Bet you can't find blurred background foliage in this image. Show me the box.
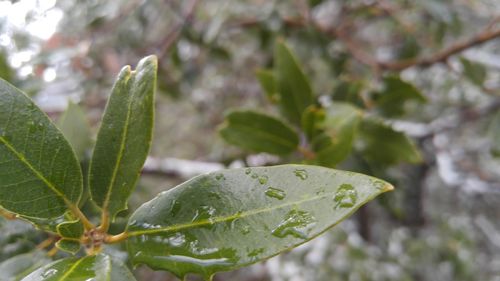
[0,0,500,280]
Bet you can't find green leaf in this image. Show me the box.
[56,219,83,239]
[21,254,136,281]
[331,80,365,108]
[274,41,315,124]
[358,118,422,165]
[55,239,81,255]
[256,69,279,103]
[0,78,83,218]
[219,110,299,155]
[460,57,487,86]
[0,251,51,281]
[373,76,426,117]
[57,102,91,161]
[488,110,500,157]
[313,103,362,167]
[89,55,157,220]
[126,165,393,280]
[0,51,14,83]
[301,105,325,141]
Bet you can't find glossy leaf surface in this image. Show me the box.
[275,41,314,124]
[126,165,393,279]
[57,102,91,161]
[89,56,157,220]
[0,251,50,281]
[313,103,362,167]
[219,110,299,155]
[0,78,82,218]
[21,254,135,281]
[358,119,422,165]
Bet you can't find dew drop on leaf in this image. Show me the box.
[42,268,58,278]
[251,173,258,179]
[272,209,316,239]
[215,173,225,181]
[245,168,252,175]
[258,175,268,184]
[333,184,358,209]
[294,169,308,180]
[170,200,182,217]
[265,187,286,200]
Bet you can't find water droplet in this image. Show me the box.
[265,187,286,200]
[170,200,182,217]
[241,225,251,235]
[248,248,265,259]
[42,268,58,278]
[372,180,386,190]
[258,175,268,185]
[272,209,316,239]
[168,232,186,247]
[215,173,225,181]
[251,173,258,179]
[333,184,358,209]
[192,206,217,228]
[245,168,252,175]
[294,169,308,180]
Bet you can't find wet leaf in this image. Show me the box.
[313,103,362,167]
[219,110,299,155]
[275,41,315,124]
[0,251,50,281]
[21,254,135,281]
[358,118,422,165]
[126,165,393,280]
[0,78,82,218]
[57,102,91,161]
[89,56,157,220]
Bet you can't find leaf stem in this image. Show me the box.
[105,231,129,244]
[67,203,95,231]
[98,210,110,233]
[36,236,55,250]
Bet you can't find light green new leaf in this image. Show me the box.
[358,118,422,165]
[313,103,362,167]
[89,55,157,220]
[256,69,279,103]
[126,165,393,280]
[21,254,136,281]
[275,41,315,124]
[57,102,91,161]
[460,57,487,86]
[373,76,426,117]
[0,78,82,218]
[0,251,51,281]
[219,110,299,155]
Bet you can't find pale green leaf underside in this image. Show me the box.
[0,78,82,218]
[21,254,136,281]
[89,55,157,219]
[126,165,393,279]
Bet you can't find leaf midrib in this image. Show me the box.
[59,257,85,280]
[127,187,386,237]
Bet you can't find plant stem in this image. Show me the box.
[67,203,95,231]
[36,237,55,250]
[98,210,110,233]
[105,232,129,244]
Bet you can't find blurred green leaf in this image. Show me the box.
[373,76,426,117]
[0,251,50,281]
[275,41,315,124]
[331,80,365,108]
[488,110,500,157]
[219,110,299,155]
[358,118,422,165]
[256,69,279,103]
[57,102,91,161]
[0,51,13,83]
[313,103,362,167]
[301,105,325,141]
[89,55,157,221]
[126,165,393,280]
[460,57,487,87]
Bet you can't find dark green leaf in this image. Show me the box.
[126,165,393,280]
[57,102,91,161]
[89,55,157,220]
[0,78,82,218]
[0,251,50,281]
[313,103,362,167]
[275,41,314,124]
[358,119,422,165]
[301,105,325,141]
[56,219,83,239]
[460,57,487,86]
[488,110,500,157]
[331,80,365,108]
[256,69,279,103]
[0,51,14,83]
[373,76,426,117]
[219,110,299,155]
[55,239,81,255]
[21,254,135,281]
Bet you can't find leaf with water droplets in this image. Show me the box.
[89,55,157,220]
[0,77,83,219]
[125,165,393,279]
[20,254,136,281]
